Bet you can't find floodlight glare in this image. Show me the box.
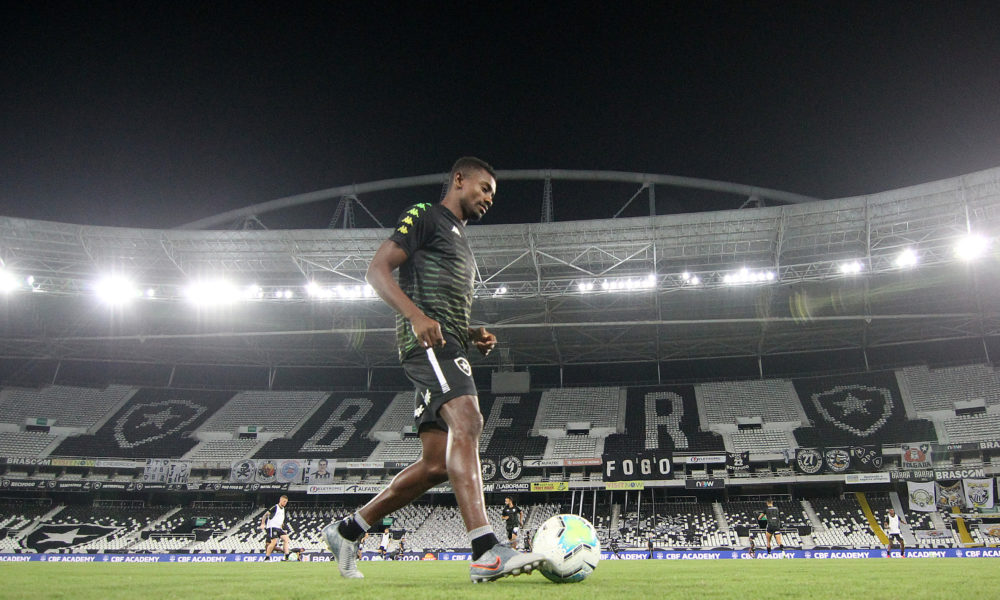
[184,280,240,305]
[895,248,918,268]
[94,276,140,305]
[839,261,864,275]
[955,234,989,260]
[0,270,20,293]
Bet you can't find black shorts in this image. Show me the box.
[506,526,518,539]
[766,524,781,534]
[266,527,286,541]
[403,336,478,432]
[888,533,903,542]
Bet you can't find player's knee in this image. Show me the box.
[424,460,449,484]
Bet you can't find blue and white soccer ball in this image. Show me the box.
[286,551,300,562]
[532,514,600,583]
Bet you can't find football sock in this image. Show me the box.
[469,526,500,560]
[338,514,369,542]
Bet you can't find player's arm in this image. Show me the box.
[468,326,496,356]
[518,509,524,527]
[366,239,444,348]
[260,511,269,530]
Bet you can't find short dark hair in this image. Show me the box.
[450,157,496,183]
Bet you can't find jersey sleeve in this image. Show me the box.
[388,203,436,257]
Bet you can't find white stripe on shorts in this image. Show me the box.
[425,347,451,393]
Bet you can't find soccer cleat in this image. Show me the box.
[470,543,546,583]
[323,523,364,579]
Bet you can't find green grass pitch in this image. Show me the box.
[3,558,997,600]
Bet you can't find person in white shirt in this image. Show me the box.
[379,530,392,559]
[884,508,906,558]
[261,495,292,559]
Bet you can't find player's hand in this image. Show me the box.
[411,314,445,349]
[470,327,496,356]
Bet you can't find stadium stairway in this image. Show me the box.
[952,507,974,545]
[801,500,826,533]
[855,492,888,545]
[711,502,729,533]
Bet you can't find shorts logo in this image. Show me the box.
[454,357,472,377]
[414,389,431,418]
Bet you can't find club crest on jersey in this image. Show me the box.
[810,384,893,437]
[451,225,462,236]
[454,357,472,377]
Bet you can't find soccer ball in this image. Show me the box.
[531,514,600,583]
[286,551,300,562]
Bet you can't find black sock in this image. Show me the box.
[471,533,500,560]
[338,516,366,542]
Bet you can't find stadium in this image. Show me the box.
[1,164,999,598]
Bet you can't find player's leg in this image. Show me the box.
[265,534,277,557]
[439,395,545,582]
[764,531,772,552]
[438,395,493,545]
[323,429,448,578]
[899,536,905,557]
[776,532,783,550]
[280,534,291,557]
[358,428,449,523]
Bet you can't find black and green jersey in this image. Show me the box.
[388,202,475,360]
[764,505,781,527]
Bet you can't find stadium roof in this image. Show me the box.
[0,167,997,382]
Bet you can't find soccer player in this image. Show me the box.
[501,497,523,548]
[261,495,292,560]
[758,499,784,554]
[884,508,906,558]
[378,529,391,560]
[322,157,545,583]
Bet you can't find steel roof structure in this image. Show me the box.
[0,168,997,381]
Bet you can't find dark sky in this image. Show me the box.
[2,2,999,229]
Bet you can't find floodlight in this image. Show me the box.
[94,276,140,305]
[839,261,864,275]
[0,270,20,293]
[955,234,990,260]
[895,248,918,268]
[184,280,240,305]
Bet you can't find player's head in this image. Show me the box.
[448,156,496,221]
[888,508,895,515]
[278,495,288,506]
[317,459,328,472]
[766,499,773,506]
[504,496,513,506]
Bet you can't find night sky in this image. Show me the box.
[2,2,999,229]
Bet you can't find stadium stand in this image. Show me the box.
[899,364,1000,414]
[810,496,884,549]
[253,392,397,459]
[198,391,328,434]
[941,413,1000,444]
[0,384,136,430]
[52,389,235,458]
[479,392,547,459]
[603,386,724,455]
[534,387,624,432]
[792,371,937,447]
[185,439,263,461]
[0,431,59,456]
[697,379,804,427]
[729,429,796,453]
